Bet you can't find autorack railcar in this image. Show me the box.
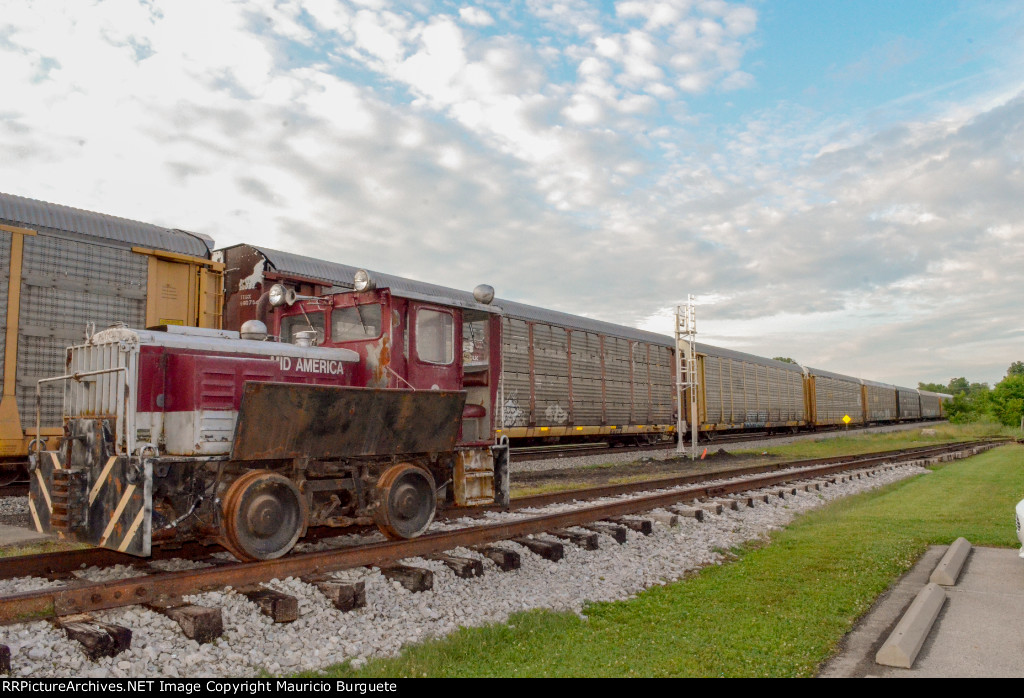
[896,386,923,421]
[804,367,865,427]
[861,379,899,423]
[694,347,806,432]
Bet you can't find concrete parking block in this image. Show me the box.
[875,583,947,669]
[930,537,971,586]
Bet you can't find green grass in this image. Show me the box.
[302,443,1024,678]
[0,538,87,559]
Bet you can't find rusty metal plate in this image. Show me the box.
[231,383,467,461]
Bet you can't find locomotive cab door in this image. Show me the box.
[406,302,462,393]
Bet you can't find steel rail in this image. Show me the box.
[0,439,1001,624]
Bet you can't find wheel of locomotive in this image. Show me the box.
[221,470,308,561]
[373,463,437,540]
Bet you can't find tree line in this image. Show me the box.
[919,361,1024,427]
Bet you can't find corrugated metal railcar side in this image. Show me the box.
[0,193,222,468]
[805,367,864,426]
[861,379,898,423]
[496,305,675,441]
[697,347,805,431]
[896,386,922,420]
[918,390,942,419]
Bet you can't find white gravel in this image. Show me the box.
[0,458,937,678]
[0,496,29,517]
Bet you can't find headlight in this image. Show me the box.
[268,284,290,307]
[473,284,495,305]
[353,269,376,292]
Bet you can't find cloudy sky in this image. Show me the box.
[2,0,1022,386]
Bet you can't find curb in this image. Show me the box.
[930,537,972,586]
[875,582,947,668]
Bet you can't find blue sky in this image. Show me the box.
[1,0,1022,386]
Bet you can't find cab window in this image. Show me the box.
[416,309,454,364]
[463,318,489,366]
[332,304,382,341]
[281,312,324,344]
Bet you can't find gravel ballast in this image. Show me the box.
[0,461,931,678]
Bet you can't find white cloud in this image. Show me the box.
[459,6,495,27]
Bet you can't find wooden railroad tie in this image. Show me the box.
[648,511,679,527]
[470,545,521,571]
[301,575,367,612]
[511,536,564,561]
[581,523,628,544]
[146,597,223,643]
[606,517,654,535]
[426,554,485,579]
[547,528,600,550]
[0,644,9,674]
[380,564,434,592]
[56,615,132,660]
[239,587,300,623]
[667,505,705,522]
[697,502,724,516]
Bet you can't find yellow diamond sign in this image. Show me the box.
[842,415,851,424]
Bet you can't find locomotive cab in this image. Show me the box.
[28,277,509,561]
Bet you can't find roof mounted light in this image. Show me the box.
[473,284,495,305]
[354,269,376,292]
[268,283,296,307]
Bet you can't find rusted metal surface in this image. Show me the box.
[372,463,436,539]
[221,470,308,561]
[0,440,999,624]
[452,448,496,506]
[230,383,466,460]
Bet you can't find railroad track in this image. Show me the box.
[0,438,999,645]
[510,440,673,461]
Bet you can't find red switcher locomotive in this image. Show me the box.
[28,273,509,560]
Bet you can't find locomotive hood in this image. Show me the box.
[88,324,360,364]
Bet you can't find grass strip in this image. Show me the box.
[303,443,1024,678]
[736,421,1017,460]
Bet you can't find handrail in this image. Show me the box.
[34,366,130,458]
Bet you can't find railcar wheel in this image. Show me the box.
[373,463,436,540]
[221,470,308,561]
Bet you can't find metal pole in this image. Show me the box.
[690,298,698,462]
[674,297,698,461]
